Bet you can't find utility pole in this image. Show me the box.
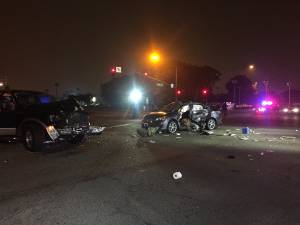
[175,66,178,102]
[263,80,269,97]
[287,82,291,108]
[238,86,241,105]
[232,80,238,103]
[54,82,59,98]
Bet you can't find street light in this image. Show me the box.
[129,89,143,104]
[287,82,291,108]
[0,82,3,87]
[149,52,161,64]
[249,64,255,71]
[148,51,179,101]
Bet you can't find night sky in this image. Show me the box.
[1,1,300,95]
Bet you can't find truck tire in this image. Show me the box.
[22,124,46,152]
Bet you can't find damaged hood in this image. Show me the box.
[143,111,168,120]
[148,111,168,116]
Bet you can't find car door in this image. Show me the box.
[0,92,17,136]
[191,104,208,122]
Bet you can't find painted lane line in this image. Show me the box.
[107,123,132,129]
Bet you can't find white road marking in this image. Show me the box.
[107,123,132,129]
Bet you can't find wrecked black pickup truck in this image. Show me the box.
[0,90,104,151]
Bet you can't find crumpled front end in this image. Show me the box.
[142,113,168,130]
[47,111,104,141]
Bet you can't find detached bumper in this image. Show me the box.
[142,120,163,129]
[141,119,168,131]
[47,125,105,141]
[88,126,105,135]
[58,126,105,136]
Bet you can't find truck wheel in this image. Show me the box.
[22,124,45,152]
[167,120,178,134]
[68,134,86,144]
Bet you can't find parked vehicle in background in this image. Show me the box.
[142,102,222,134]
[0,90,104,151]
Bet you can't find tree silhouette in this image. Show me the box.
[226,75,255,104]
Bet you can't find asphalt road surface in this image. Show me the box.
[0,110,300,225]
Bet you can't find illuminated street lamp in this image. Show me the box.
[0,82,3,87]
[149,52,161,64]
[148,51,179,101]
[249,64,255,71]
[129,89,143,104]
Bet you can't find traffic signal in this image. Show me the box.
[202,89,208,96]
[176,89,182,96]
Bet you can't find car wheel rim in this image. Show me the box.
[208,120,216,129]
[25,131,33,148]
[169,122,177,133]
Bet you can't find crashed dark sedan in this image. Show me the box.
[0,90,104,151]
[142,102,222,134]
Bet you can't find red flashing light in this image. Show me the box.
[202,89,208,96]
[176,89,182,96]
[111,68,116,73]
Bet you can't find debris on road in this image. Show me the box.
[137,127,160,137]
[239,136,249,141]
[280,136,296,140]
[148,127,159,136]
[224,130,236,136]
[137,128,148,137]
[131,134,138,138]
[173,172,183,180]
[149,140,156,144]
[203,130,214,135]
[242,127,251,135]
[248,154,254,161]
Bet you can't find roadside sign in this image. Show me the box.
[116,67,122,73]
